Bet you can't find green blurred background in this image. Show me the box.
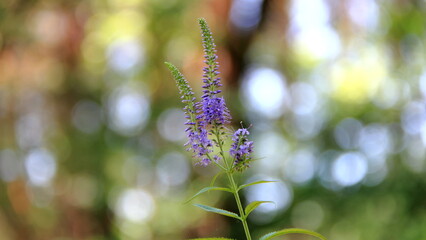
[1,0,426,239]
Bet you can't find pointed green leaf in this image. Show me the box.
[185,187,232,203]
[237,180,277,191]
[193,204,241,220]
[259,228,327,240]
[244,201,273,217]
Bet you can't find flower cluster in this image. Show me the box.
[186,127,212,166]
[199,18,231,127]
[230,128,254,171]
[165,62,213,165]
[166,18,252,168]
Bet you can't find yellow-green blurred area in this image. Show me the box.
[1,0,426,239]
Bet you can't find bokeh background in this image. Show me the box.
[1,0,426,239]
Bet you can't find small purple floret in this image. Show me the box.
[230,128,254,170]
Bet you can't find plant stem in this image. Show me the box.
[206,153,227,171]
[227,172,252,240]
[212,124,252,240]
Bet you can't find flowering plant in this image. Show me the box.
[166,18,326,240]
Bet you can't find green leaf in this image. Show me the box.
[244,201,273,217]
[237,180,277,191]
[259,228,327,240]
[185,187,232,203]
[193,204,241,220]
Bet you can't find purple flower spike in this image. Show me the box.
[230,128,254,171]
[165,62,213,165]
[199,18,231,127]
[203,97,231,125]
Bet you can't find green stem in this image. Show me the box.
[212,126,228,165]
[212,124,252,240]
[206,153,226,171]
[227,172,252,240]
